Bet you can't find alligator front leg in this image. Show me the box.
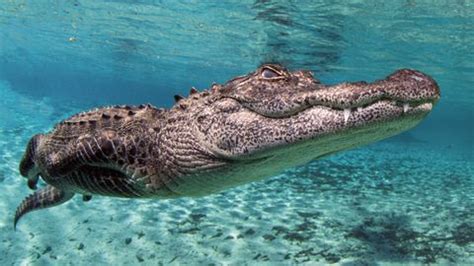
[14,185,74,230]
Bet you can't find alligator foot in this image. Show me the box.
[27,177,39,190]
[14,185,74,230]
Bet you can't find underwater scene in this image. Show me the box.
[0,1,473,265]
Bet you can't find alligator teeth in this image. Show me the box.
[343,108,351,124]
[403,103,409,113]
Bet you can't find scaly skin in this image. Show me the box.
[14,64,440,229]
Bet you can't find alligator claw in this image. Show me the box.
[27,177,38,190]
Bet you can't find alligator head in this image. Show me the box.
[176,64,440,193]
[195,64,440,155]
[14,64,440,228]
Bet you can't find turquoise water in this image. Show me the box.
[0,1,473,265]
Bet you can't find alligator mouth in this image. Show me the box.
[298,69,440,127]
[315,100,435,128]
[325,97,436,122]
[325,96,438,111]
[303,69,440,116]
[310,94,438,114]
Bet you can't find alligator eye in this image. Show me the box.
[261,68,280,79]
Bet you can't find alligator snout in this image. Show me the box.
[304,69,440,110]
[385,69,441,103]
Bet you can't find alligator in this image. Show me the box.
[14,64,440,229]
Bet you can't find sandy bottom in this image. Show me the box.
[0,83,473,265]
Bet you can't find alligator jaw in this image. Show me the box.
[235,99,435,162]
[322,100,435,128]
[303,68,440,134]
[189,92,438,195]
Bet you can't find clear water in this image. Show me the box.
[0,1,473,264]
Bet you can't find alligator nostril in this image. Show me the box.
[388,69,428,82]
[410,74,425,82]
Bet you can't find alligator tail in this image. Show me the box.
[14,185,74,230]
